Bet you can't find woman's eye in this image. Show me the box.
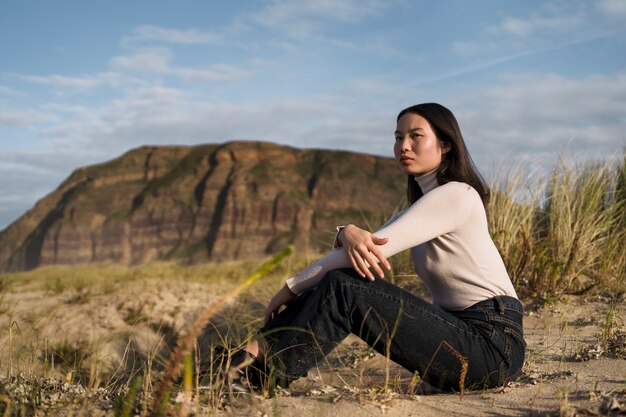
[395,136,402,141]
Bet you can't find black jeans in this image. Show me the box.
[260,268,525,392]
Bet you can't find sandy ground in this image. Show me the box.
[0,274,624,416]
[252,297,626,417]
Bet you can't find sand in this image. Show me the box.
[0,275,624,416]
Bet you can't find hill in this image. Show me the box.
[0,141,405,271]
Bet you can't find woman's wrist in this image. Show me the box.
[283,283,295,294]
[283,283,297,300]
[336,224,353,247]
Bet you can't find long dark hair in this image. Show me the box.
[397,103,489,206]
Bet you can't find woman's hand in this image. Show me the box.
[264,284,298,325]
[338,224,391,280]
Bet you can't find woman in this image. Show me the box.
[224,103,525,394]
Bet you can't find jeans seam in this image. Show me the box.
[486,315,524,327]
[504,327,526,345]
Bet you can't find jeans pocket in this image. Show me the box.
[494,331,512,386]
[468,321,511,387]
[491,326,529,386]
[504,327,525,380]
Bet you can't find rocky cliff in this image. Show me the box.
[0,141,406,271]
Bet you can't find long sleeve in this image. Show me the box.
[332,210,406,250]
[286,182,476,294]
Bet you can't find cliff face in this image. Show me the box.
[0,141,406,271]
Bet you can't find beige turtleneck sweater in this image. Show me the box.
[285,169,518,311]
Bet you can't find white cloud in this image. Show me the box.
[446,31,616,82]
[0,201,34,230]
[0,148,98,177]
[319,35,425,63]
[173,64,250,82]
[122,25,223,46]
[0,85,21,96]
[43,103,96,118]
[251,0,388,37]
[453,72,626,170]
[0,152,90,229]
[451,40,499,57]
[0,108,57,127]
[109,48,173,73]
[256,0,385,24]
[19,74,102,90]
[496,17,534,38]
[32,82,392,158]
[28,71,626,178]
[18,72,140,92]
[597,0,626,20]
[453,1,608,60]
[487,2,586,38]
[108,48,250,82]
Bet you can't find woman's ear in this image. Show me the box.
[441,142,452,154]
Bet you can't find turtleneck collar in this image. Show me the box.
[414,167,439,194]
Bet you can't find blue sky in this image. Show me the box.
[1,0,625,230]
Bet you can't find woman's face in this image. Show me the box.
[394,113,449,176]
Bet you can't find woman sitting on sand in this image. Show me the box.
[221,102,526,393]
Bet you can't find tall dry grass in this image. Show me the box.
[488,153,626,300]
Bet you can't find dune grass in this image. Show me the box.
[487,154,625,301]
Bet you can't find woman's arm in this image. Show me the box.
[331,207,407,278]
[337,224,390,280]
[285,182,475,294]
[264,284,298,325]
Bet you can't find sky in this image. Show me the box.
[1,0,625,230]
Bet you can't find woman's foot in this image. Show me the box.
[244,337,267,362]
[226,348,263,393]
[208,346,265,394]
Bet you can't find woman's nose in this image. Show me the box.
[400,136,411,151]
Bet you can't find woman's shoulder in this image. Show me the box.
[438,181,481,197]
[430,181,484,211]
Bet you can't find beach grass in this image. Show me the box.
[488,154,625,301]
